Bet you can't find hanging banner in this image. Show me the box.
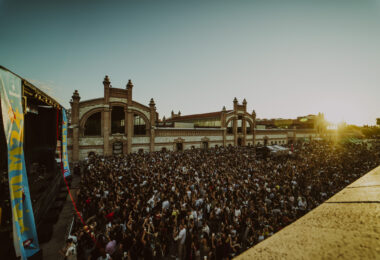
[0,69,40,259]
[62,108,71,177]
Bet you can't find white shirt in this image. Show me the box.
[202,225,210,236]
[176,228,187,245]
[68,235,77,243]
[191,210,197,219]
[195,198,203,207]
[298,199,307,210]
[148,195,155,208]
[97,254,111,260]
[66,244,77,256]
[162,200,170,210]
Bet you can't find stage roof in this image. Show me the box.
[0,65,65,110]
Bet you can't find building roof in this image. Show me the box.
[166,110,232,122]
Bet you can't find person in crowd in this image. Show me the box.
[61,238,77,260]
[68,140,379,259]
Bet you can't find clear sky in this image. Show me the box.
[1,0,379,126]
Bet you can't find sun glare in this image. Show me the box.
[319,101,353,126]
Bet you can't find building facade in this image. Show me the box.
[68,76,318,162]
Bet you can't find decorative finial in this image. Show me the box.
[222,106,226,111]
[243,98,247,104]
[127,79,133,89]
[178,111,181,116]
[72,90,81,101]
[233,97,238,103]
[103,75,110,84]
[149,98,155,106]
[252,109,256,120]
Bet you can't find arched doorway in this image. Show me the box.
[174,137,184,152]
[176,142,183,151]
[264,136,268,146]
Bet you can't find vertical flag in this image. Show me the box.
[62,108,71,177]
[0,69,40,259]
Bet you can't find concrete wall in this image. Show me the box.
[109,97,128,103]
[79,137,103,146]
[226,135,234,141]
[132,137,150,144]
[131,146,149,153]
[79,148,103,159]
[69,127,318,161]
[155,135,222,144]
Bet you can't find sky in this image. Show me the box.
[0,0,379,126]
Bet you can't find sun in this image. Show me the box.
[324,114,346,127]
[319,100,353,127]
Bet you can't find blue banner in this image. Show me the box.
[62,108,71,177]
[0,69,40,259]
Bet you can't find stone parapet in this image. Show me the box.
[235,165,380,260]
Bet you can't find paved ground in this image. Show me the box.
[41,175,80,259]
[235,165,380,260]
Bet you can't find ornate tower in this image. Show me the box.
[70,90,81,162]
[149,98,156,152]
[252,109,256,146]
[103,76,111,156]
[233,97,238,145]
[103,75,111,103]
[242,98,247,112]
[221,106,227,147]
[233,97,238,111]
[127,79,133,103]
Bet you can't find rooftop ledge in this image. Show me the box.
[155,127,223,131]
[235,165,380,260]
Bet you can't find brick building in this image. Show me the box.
[68,76,318,162]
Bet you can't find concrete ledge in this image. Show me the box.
[235,165,380,260]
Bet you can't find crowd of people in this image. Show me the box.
[64,141,380,260]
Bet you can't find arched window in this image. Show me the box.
[134,114,146,135]
[84,112,101,136]
[111,106,125,134]
[246,120,252,134]
[227,120,233,134]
